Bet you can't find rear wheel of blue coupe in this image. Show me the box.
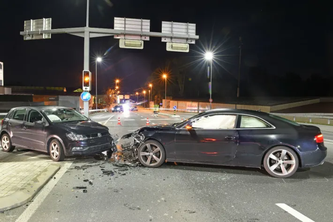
[263,146,299,178]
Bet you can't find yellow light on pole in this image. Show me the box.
[116,79,120,83]
[149,83,153,102]
[116,86,119,89]
[136,92,139,103]
[162,74,167,100]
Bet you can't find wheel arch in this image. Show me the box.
[46,135,66,154]
[261,144,302,168]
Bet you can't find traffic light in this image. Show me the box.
[82,70,91,91]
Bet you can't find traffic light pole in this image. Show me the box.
[83,0,90,117]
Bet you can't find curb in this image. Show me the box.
[156,112,180,118]
[0,164,60,211]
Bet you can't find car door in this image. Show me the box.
[175,113,239,164]
[234,115,275,167]
[8,108,27,146]
[21,109,48,151]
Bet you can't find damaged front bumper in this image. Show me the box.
[113,130,145,163]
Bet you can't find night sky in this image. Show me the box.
[0,0,332,94]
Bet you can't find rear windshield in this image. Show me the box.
[269,114,300,126]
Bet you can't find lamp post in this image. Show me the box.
[149,83,153,102]
[95,57,102,110]
[204,52,214,109]
[163,74,167,101]
[136,92,139,104]
[143,90,146,107]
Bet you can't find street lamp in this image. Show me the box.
[136,92,139,103]
[95,56,102,110]
[115,86,119,90]
[204,51,214,109]
[162,74,167,101]
[115,79,120,84]
[143,90,147,107]
[149,83,153,102]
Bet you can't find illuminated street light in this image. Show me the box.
[149,83,153,102]
[136,92,139,103]
[115,86,119,89]
[115,79,120,84]
[95,56,102,110]
[162,74,167,101]
[143,90,147,107]
[204,51,214,109]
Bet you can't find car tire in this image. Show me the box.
[138,140,166,168]
[49,139,64,162]
[1,133,15,152]
[263,146,299,178]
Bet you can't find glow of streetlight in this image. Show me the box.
[96,57,102,62]
[115,79,120,83]
[143,90,146,94]
[162,74,167,79]
[149,83,152,88]
[117,91,120,94]
[204,51,214,61]
[115,86,119,89]
[136,92,139,95]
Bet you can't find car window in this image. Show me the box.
[192,114,236,129]
[42,108,88,123]
[28,110,43,123]
[12,109,26,121]
[240,115,271,128]
[269,114,300,126]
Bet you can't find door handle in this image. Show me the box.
[225,136,236,140]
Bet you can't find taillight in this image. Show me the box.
[315,134,324,143]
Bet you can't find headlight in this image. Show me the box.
[117,108,120,110]
[66,132,88,141]
[112,108,114,110]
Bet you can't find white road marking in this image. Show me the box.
[276,203,315,222]
[16,162,73,222]
[103,115,114,125]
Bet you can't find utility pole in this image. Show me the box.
[237,36,242,98]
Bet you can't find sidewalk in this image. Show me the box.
[0,159,60,211]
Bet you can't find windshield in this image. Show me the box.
[269,114,300,126]
[42,108,88,123]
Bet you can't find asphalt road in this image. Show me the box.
[1,109,333,222]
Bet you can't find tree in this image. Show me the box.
[104,88,117,106]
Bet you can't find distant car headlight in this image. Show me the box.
[112,108,114,110]
[117,108,120,110]
[66,132,88,141]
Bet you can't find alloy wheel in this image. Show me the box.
[50,142,60,159]
[266,149,297,177]
[1,135,10,151]
[139,142,163,167]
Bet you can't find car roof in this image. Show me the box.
[204,108,269,117]
[10,106,72,111]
